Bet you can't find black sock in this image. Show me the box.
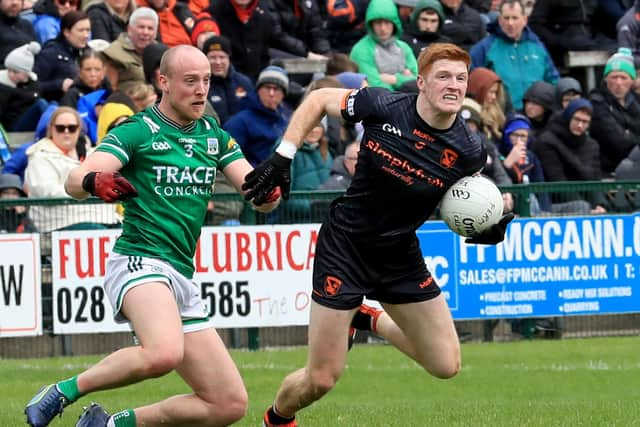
[351,310,373,331]
[268,406,295,424]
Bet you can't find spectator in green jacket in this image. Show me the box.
[349,0,417,91]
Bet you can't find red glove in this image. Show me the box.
[82,172,138,202]
[264,186,281,203]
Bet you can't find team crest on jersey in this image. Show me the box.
[207,138,219,154]
[227,138,237,150]
[440,149,458,168]
[324,276,342,296]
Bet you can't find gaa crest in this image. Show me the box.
[207,138,219,155]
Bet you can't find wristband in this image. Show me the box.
[275,140,298,159]
[82,172,97,195]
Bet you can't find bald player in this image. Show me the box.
[25,45,280,427]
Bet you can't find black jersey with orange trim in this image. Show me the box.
[333,87,486,238]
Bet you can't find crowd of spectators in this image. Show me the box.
[0,0,640,233]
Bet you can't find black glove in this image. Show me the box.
[465,213,514,245]
[82,171,138,202]
[242,152,292,205]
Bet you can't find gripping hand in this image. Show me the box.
[465,213,514,245]
[82,171,138,202]
[242,153,292,205]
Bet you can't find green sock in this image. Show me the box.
[109,409,136,427]
[56,376,81,402]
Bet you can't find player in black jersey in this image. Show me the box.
[244,43,513,427]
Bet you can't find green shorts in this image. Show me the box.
[104,252,212,333]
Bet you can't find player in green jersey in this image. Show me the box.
[25,45,282,427]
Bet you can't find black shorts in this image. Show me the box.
[312,222,441,310]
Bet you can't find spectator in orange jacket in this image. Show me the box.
[137,0,195,47]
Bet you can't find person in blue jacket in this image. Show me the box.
[470,0,558,110]
[224,66,289,167]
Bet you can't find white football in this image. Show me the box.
[440,175,503,237]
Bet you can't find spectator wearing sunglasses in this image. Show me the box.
[31,0,78,45]
[24,106,120,232]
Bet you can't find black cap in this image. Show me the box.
[202,35,232,57]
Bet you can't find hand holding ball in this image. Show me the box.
[440,175,504,238]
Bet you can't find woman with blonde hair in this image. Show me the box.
[468,67,509,143]
[24,106,120,232]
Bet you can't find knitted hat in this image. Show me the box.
[604,47,637,80]
[257,65,289,94]
[460,97,483,128]
[202,35,231,57]
[336,71,367,89]
[0,173,26,196]
[501,113,531,152]
[562,97,593,123]
[191,12,220,46]
[4,42,41,82]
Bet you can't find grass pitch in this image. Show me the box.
[3,337,640,426]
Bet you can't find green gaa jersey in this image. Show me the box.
[98,105,244,278]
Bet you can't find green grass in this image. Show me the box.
[4,337,640,426]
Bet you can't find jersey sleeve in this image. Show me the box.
[340,87,391,123]
[216,128,245,170]
[97,116,151,165]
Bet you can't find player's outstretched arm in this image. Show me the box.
[65,151,136,202]
[242,88,351,204]
[224,158,281,213]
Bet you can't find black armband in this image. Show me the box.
[82,172,97,195]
